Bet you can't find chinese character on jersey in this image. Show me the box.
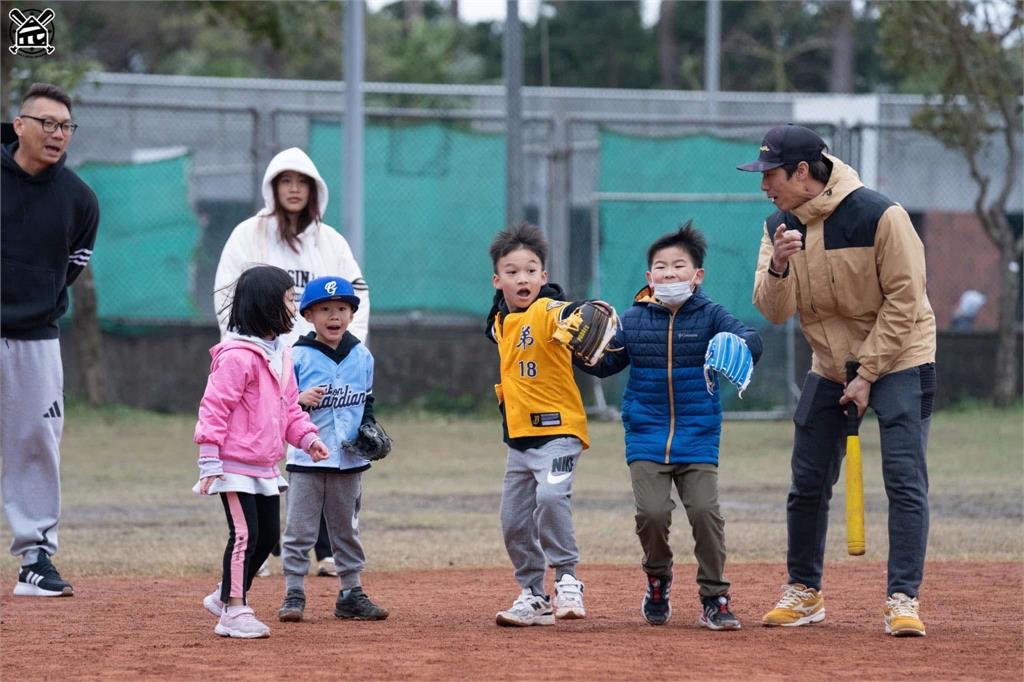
[516,326,535,350]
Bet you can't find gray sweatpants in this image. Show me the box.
[500,436,581,595]
[1,338,64,565]
[281,470,365,591]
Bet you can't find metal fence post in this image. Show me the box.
[548,115,570,286]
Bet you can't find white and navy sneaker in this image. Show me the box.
[495,589,555,627]
[554,574,586,619]
[13,553,74,597]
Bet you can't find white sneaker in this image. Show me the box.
[203,585,225,617]
[215,606,270,639]
[495,589,555,627]
[256,559,271,578]
[317,557,338,577]
[554,574,586,619]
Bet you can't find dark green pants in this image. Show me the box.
[629,460,729,597]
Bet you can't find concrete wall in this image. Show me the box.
[60,321,498,414]
[61,322,1021,415]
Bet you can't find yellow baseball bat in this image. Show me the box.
[845,361,865,556]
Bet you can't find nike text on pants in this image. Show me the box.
[281,470,365,591]
[500,436,581,595]
[1,338,64,564]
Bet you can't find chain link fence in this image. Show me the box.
[62,77,1022,411]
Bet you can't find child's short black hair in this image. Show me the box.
[223,265,295,338]
[647,219,707,269]
[489,223,548,271]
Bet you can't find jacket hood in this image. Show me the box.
[792,153,863,225]
[485,282,568,342]
[259,147,329,217]
[210,338,272,361]
[294,330,361,364]
[633,284,711,312]
[490,282,567,317]
[2,140,67,183]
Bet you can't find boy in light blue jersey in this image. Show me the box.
[278,276,389,623]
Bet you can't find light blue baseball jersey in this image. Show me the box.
[286,332,374,471]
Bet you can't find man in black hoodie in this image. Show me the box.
[1,82,99,597]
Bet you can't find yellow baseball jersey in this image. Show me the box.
[492,297,589,449]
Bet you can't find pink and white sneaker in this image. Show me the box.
[214,606,270,639]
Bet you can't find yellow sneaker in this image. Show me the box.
[762,583,825,627]
[885,593,926,637]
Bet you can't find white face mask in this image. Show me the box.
[652,279,694,307]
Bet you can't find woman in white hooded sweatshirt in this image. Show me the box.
[214,147,370,577]
[215,147,370,346]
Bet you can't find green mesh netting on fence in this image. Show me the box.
[596,130,769,323]
[596,130,788,412]
[308,120,505,316]
[76,153,200,320]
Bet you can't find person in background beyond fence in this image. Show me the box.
[738,124,937,637]
[194,265,329,639]
[214,146,371,578]
[1,83,99,598]
[278,276,389,624]
[577,221,762,631]
[485,223,594,627]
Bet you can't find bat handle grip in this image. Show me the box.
[845,361,861,431]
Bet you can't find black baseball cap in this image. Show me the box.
[737,124,826,172]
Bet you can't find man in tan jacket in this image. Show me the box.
[738,124,936,637]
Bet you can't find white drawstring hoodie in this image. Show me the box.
[214,147,370,346]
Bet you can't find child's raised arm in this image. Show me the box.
[282,366,325,459]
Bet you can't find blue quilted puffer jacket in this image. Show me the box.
[582,287,762,466]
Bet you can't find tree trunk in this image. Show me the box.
[992,238,1021,407]
[71,268,106,406]
[828,0,855,92]
[448,0,459,22]
[405,0,424,30]
[658,0,679,89]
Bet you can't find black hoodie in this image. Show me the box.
[1,141,100,339]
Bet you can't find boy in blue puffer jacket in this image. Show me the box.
[579,221,762,630]
[277,276,389,624]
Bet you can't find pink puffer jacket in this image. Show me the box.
[194,339,318,478]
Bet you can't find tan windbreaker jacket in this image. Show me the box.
[752,154,936,384]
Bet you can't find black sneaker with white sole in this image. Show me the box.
[14,553,74,597]
[699,593,741,630]
[335,587,389,620]
[642,574,672,625]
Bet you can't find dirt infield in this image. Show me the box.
[2,561,1021,681]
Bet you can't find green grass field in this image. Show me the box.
[1,404,1020,577]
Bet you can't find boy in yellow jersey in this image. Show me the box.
[485,223,594,627]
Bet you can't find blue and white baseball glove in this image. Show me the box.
[704,332,753,398]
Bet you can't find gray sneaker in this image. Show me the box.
[215,606,270,639]
[334,587,389,620]
[495,589,555,627]
[278,589,306,622]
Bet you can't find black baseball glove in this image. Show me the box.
[345,421,393,462]
[552,300,619,366]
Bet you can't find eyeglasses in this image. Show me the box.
[19,115,78,135]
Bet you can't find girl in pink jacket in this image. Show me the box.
[194,265,329,639]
